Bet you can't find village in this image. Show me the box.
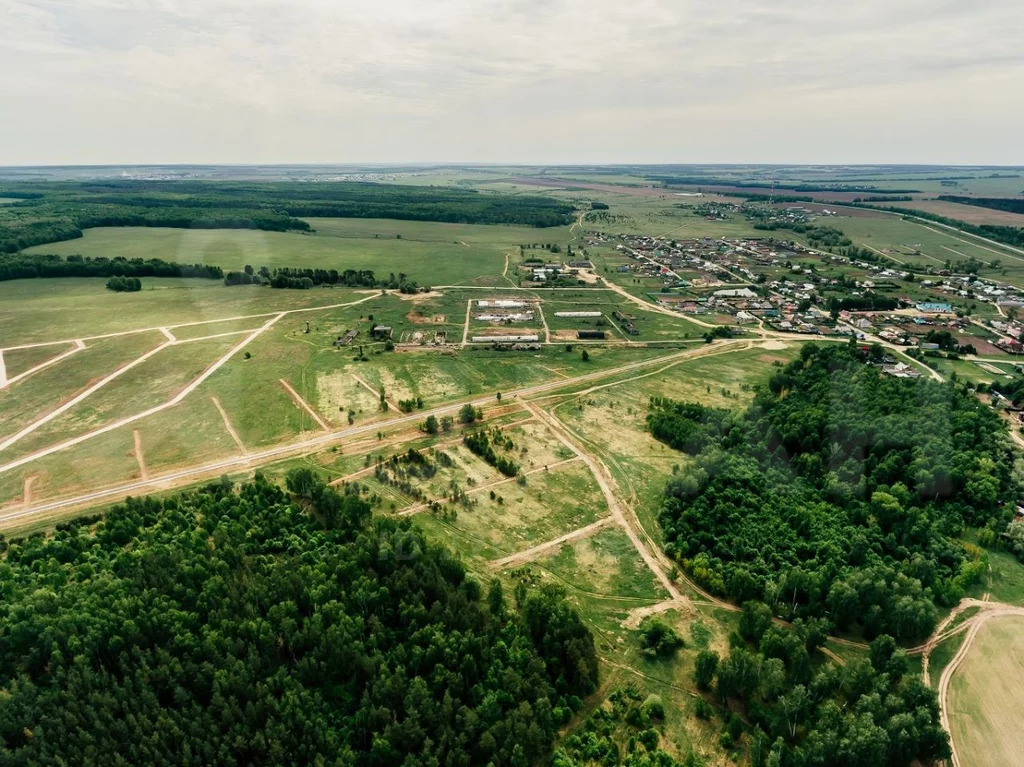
[595,232,1024,365]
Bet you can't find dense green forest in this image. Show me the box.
[700,604,949,766]
[0,473,597,766]
[651,344,1014,642]
[0,181,575,252]
[0,253,223,281]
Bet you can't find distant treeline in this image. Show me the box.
[0,180,575,252]
[0,253,223,282]
[647,176,922,193]
[938,195,1024,215]
[225,265,422,292]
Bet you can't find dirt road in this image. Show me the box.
[932,599,1024,767]
[523,400,688,605]
[279,379,330,431]
[489,516,614,569]
[0,345,739,527]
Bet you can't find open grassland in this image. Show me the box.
[4,336,242,462]
[1,343,77,378]
[947,616,1024,767]
[414,459,608,559]
[307,216,571,248]
[0,427,141,511]
[973,547,1024,605]
[0,332,164,440]
[527,526,665,599]
[0,278,367,346]
[22,219,545,287]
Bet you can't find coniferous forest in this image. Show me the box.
[0,473,597,766]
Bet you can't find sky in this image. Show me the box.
[1,0,1022,166]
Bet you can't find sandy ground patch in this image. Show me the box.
[761,340,790,350]
[394,290,445,301]
[316,371,380,419]
[407,311,447,324]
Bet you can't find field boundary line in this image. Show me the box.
[176,329,256,344]
[1,292,381,353]
[489,516,615,568]
[1,341,86,390]
[351,373,400,413]
[0,338,175,453]
[211,396,247,454]
[0,313,283,476]
[0,347,739,524]
[133,430,148,480]
[23,476,35,507]
[279,379,329,431]
[523,400,686,605]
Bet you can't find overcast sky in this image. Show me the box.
[1,0,1022,166]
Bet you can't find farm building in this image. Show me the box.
[477,299,526,309]
[569,260,593,269]
[554,311,602,318]
[713,287,758,298]
[370,325,393,340]
[475,312,534,323]
[334,329,358,347]
[471,334,539,343]
[576,330,607,340]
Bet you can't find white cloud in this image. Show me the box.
[0,0,1021,163]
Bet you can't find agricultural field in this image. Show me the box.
[23,217,559,287]
[830,211,1024,283]
[947,616,1024,767]
[894,199,1024,227]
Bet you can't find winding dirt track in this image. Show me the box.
[932,600,1024,767]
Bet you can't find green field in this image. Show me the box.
[831,212,1024,285]
[0,278,366,346]
[23,217,568,287]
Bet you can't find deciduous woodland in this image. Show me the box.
[0,473,597,766]
[0,253,223,281]
[0,181,575,252]
[652,344,1013,642]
